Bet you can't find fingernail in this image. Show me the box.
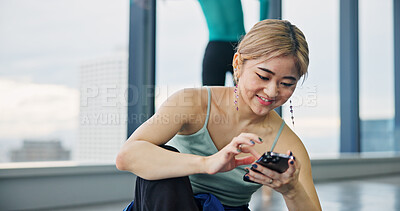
[290,160,294,165]
[244,175,249,180]
[252,164,258,169]
[237,149,241,153]
[289,151,293,156]
[244,168,249,173]
[250,140,255,145]
[258,137,263,142]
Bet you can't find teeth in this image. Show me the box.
[259,96,270,102]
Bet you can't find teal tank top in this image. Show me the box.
[198,0,271,41]
[198,0,246,41]
[168,87,286,206]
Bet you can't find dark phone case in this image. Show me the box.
[243,152,294,183]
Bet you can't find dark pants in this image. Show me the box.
[128,145,250,211]
[202,41,238,86]
[130,145,200,211]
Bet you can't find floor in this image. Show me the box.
[250,174,400,211]
[52,174,400,211]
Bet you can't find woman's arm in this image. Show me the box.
[281,147,321,211]
[116,140,206,180]
[245,126,322,210]
[116,88,208,180]
[116,88,261,180]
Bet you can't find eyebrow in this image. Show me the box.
[258,67,297,81]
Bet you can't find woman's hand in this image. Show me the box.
[244,150,301,197]
[204,133,263,175]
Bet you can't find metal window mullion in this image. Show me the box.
[340,0,360,152]
[394,0,400,151]
[268,0,282,20]
[127,0,156,138]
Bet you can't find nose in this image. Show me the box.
[263,83,278,98]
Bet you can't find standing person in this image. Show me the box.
[117,19,321,211]
[199,0,270,86]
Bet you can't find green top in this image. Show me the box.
[198,0,270,42]
[198,0,246,41]
[168,86,285,206]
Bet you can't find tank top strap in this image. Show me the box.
[203,86,212,128]
[270,120,286,152]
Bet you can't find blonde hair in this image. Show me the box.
[236,19,309,79]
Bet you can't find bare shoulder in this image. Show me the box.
[270,112,320,205]
[208,86,234,111]
[177,86,233,117]
[161,87,212,134]
[269,111,308,157]
[159,87,207,110]
[270,111,312,173]
[128,87,208,145]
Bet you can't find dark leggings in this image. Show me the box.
[202,41,238,86]
[130,145,200,211]
[129,145,250,211]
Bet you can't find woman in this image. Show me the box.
[117,19,322,210]
[198,0,270,86]
[198,0,245,86]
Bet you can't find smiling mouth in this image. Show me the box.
[257,95,273,103]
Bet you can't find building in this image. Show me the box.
[361,118,395,152]
[76,53,128,162]
[10,140,70,162]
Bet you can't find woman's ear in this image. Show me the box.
[232,53,239,70]
[232,53,241,77]
[232,53,242,85]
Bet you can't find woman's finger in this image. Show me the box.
[231,136,262,158]
[230,137,257,154]
[235,156,256,166]
[242,147,262,160]
[282,151,300,177]
[282,158,296,177]
[251,163,279,180]
[232,136,258,149]
[224,139,254,157]
[238,133,263,144]
[245,170,278,187]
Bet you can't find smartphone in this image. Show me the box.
[243,151,295,183]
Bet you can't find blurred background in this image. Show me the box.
[0,0,399,210]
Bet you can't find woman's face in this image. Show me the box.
[237,55,299,116]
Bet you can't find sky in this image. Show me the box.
[0,0,129,87]
[0,0,396,161]
[0,0,129,161]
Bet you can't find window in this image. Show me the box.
[282,0,340,157]
[155,0,205,109]
[359,0,395,152]
[155,0,260,108]
[0,0,129,163]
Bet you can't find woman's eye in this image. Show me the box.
[281,82,294,87]
[256,73,269,80]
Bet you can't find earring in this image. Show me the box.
[234,67,239,111]
[289,100,294,126]
[234,84,239,111]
